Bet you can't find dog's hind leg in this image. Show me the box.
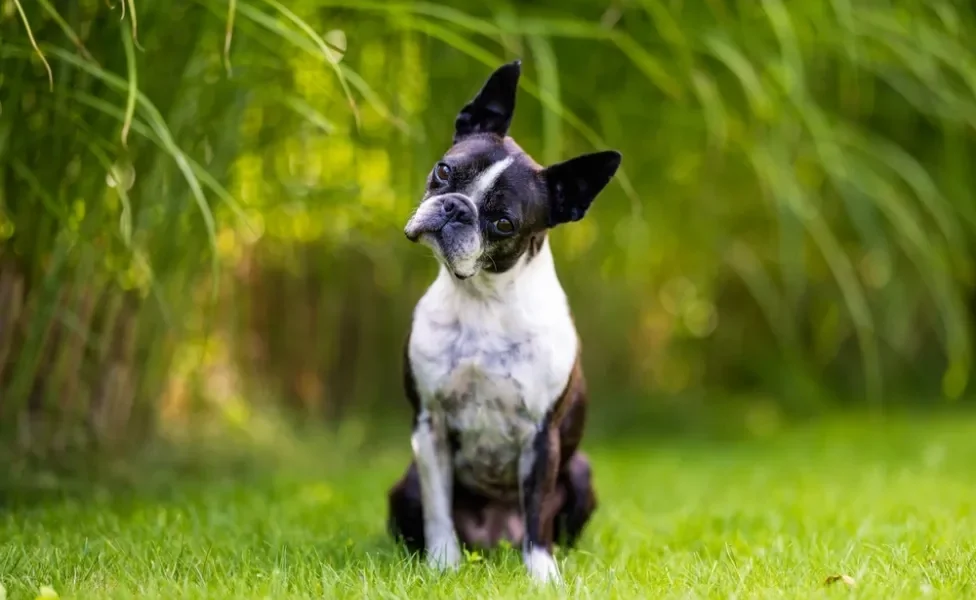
[387,462,426,555]
[552,451,597,548]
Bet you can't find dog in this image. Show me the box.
[386,59,622,584]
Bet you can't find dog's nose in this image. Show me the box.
[439,194,475,224]
[442,196,460,216]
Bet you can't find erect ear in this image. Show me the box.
[454,60,521,143]
[543,150,622,226]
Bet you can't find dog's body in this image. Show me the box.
[387,60,621,584]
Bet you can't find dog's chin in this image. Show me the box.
[410,229,482,281]
[417,233,480,281]
[437,250,481,281]
[447,267,477,280]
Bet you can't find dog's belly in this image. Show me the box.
[449,406,533,498]
[435,360,538,499]
[453,429,525,498]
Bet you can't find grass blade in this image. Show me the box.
[36,0,96,62]
[124,0,144,50]
[11,0,54,91]
[225,0,238,77]
[258,0,361,127]
[69,90,253,234]
[527,35,562,166]
[121,22,138,147]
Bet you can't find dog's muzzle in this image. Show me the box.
[404,193,477,242]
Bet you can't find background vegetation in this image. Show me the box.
[5,3,976,598]
[2,0,976,460]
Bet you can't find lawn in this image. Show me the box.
[2,414,976,599]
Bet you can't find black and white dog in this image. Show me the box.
[387,60,622,584]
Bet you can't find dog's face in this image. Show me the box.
[404,60,622,279]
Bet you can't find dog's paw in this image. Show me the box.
[524,547,563,585]
[426,536,462,571]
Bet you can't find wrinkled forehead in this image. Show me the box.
[439,135,540,207]
[444,134,511,166]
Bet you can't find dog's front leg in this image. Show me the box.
[411,409,460,570]
[519,423,562,584]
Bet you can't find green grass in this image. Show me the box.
[3,415,976,599]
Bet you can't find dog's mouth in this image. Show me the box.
[432,241,477,281]
[404,215,457,246]
[406,229,479,281]
[405,199,482,280]
[404,199,446,242]
[403,224,429,243]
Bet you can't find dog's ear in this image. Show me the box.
[543,150,622,226]
[454,60,521,142]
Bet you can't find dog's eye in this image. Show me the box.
[492,218,515,235]
[433,163,451,184]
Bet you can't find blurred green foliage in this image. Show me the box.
[2,0,976,456]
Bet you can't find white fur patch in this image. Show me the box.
[408,239,577,496]
[427,534,462,571]
[411,413,461,570]
[524,546,562,584]
[468,156,513,204]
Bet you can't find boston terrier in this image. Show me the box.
[386,59,622,584]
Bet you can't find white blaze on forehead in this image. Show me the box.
[468,156,514,204]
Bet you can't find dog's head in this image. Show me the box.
[404,60,622,280]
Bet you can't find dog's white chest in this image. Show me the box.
[408,247,577,495]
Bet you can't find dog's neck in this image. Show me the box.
[435,235,563,304]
